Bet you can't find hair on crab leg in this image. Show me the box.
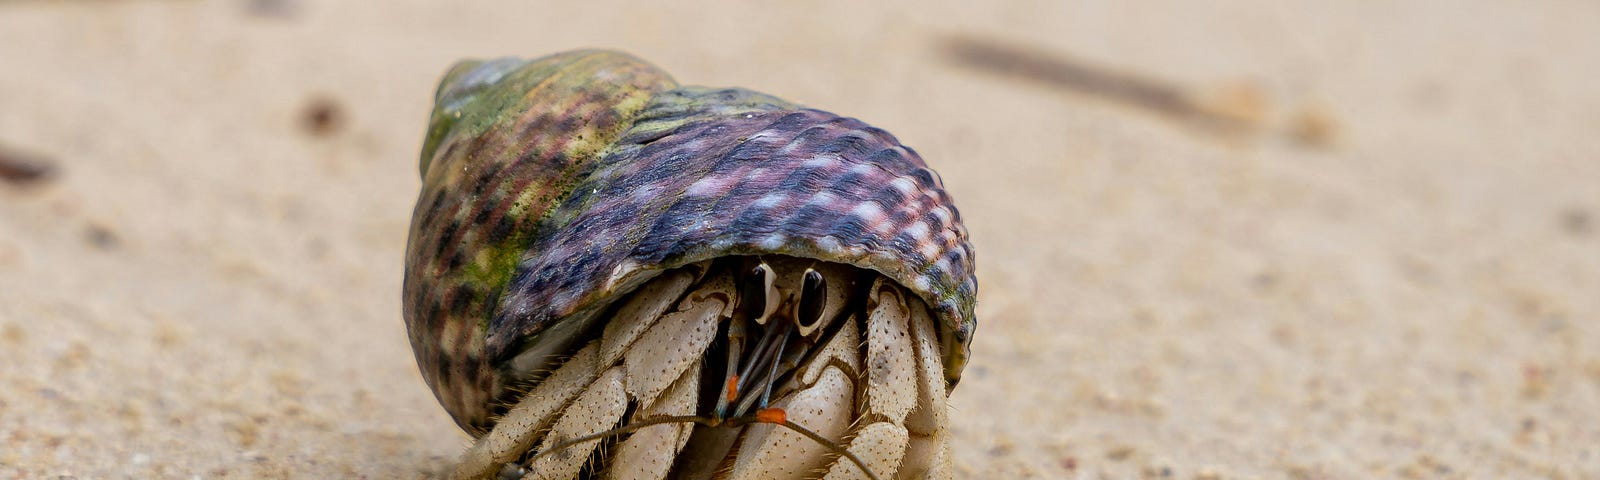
[757,409,883,480]
[896,296,954,480]
[453,343,603,480]
[864,279,917,424]
[606,362,701,480]
[524,366,629,480]
[821,421,906,480]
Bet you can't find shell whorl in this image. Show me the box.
[403,50,676,434]
[403,50,976,435]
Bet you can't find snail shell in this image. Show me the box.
[403,50,976,477]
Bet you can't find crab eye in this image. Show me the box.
[741,262,777,324]
[794,268,827,335]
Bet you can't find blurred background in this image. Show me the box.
[2,1,1597,478]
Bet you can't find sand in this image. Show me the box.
[2,1,1597,478]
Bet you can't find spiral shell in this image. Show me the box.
[403,50,976,473]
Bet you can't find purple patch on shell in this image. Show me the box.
[487,103,977,383]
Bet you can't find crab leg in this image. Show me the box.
[862,279,917,425]
[457,259,951,480]
[525,366,630,480]
[621,272,732,406]
[453,342,603,480]
[522,270,727,480]
[599,270,699,366]
[728,317,861,480]
[896,296,953,480]
[821,279,920,480]
[604,363,701,480]
[823,422,910,480]
[456,268,724,480]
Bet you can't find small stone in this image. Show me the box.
[0,145,56,186]
[1560,207,1591,237]
[1107,445,1136,461]
[1289,102,1341,148]
[84,223,120,250]
[301,96,345,137]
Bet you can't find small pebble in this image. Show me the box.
[0,145,56,186]
[1106,445,1135,461]
[300,96,345,137]
[1560,207,1591,237]
[84,223,120,250]
[1289,102,1341,148]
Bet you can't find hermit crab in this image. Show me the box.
[402,50,976,480]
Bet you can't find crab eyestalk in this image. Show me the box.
[403,50,976,480]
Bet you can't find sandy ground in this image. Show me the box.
[2,1,1598,478]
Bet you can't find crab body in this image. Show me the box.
[403,50,975,479]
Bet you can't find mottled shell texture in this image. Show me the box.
[404,50,976,434]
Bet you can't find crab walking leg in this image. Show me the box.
[454,270,702,480]
[525,366,629,480]
[895,297,952,480]
[623,272,732,406]
[822,422,910,480]
[604,364,701,480]
[454,343,603,480]
[776,312,863,405]
[864,278,918,425]
[817,279,920,480]
[729,320,862,480]
[599,269,699,366]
